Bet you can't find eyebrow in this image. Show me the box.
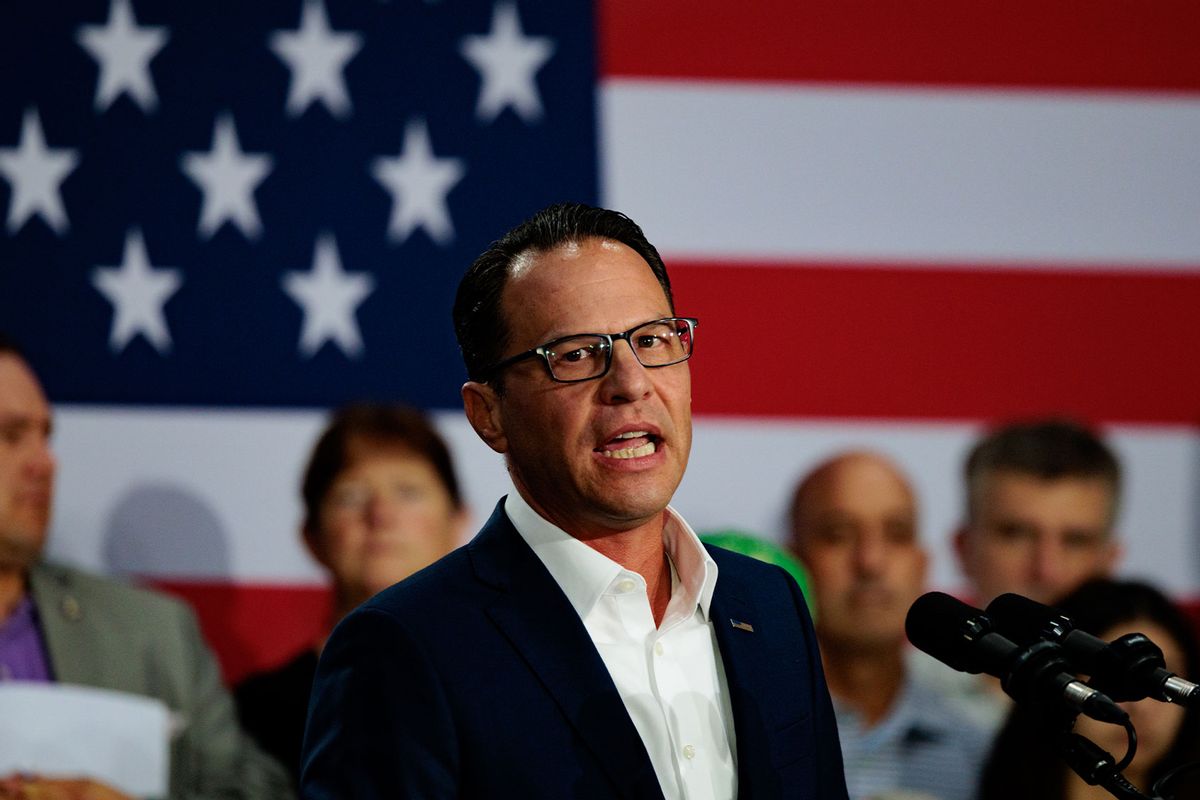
[0,413,53,432]
[535,315,677,344]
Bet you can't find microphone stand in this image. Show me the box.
[1052,709,1158,800]
[1153,761,1200,800]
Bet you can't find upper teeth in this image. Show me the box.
[616,431,649,439]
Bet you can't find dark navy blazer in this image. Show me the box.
[301,501,848,799]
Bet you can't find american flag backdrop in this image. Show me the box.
[2,0,1199,683]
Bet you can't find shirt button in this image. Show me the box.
[654,641,664,656]
[616,579,636,593]
[683,744,696,760]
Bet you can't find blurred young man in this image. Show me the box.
[790,452,989,800]
[955,419,1121,607]
[921,419,1125,731]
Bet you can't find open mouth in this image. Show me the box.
[596,430,659,460]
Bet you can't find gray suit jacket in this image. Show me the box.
[29,561,293,800]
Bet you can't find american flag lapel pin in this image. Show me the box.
[730,619,754,633]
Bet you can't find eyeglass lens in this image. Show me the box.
[544,319,693,381]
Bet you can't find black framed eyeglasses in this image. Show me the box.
[482,317,698,384]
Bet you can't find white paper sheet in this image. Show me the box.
[0,682,169,798]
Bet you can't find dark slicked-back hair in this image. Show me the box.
[0,333,26,359]
[965,418,1121,523]
[301,403,462,534]
[452,202,673,384]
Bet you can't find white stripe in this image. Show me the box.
[47,407,1199,595]
[48,407,328,584]
[600,80,1200,268]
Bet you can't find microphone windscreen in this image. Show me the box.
[905,591,990,672]
[986,593,1055,646]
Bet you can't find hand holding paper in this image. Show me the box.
[0,683,170,799]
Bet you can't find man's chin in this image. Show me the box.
[593,485,676,526]
[826,631,908,656]
[987,585,1057,606]
[0,532,43,571]
[596,462,682,507]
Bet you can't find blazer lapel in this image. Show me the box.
[28,562,104,686]
[469,503,664,800]
[708,581,775,798]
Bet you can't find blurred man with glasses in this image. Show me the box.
[302,203,848,799]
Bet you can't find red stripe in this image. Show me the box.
[152,580,331,685]
[673,262,1200,425]
[598,0,1200,93]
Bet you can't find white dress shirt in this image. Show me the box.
[505,491,737,800]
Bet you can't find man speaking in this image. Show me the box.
[301,203,847,799]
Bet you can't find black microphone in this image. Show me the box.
[987,592,1200,706]
[906,592,1128,724]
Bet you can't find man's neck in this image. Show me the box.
[0,567,28,623]
[567,515,674,628]
[514,487,674,626]
[820,640,907,727]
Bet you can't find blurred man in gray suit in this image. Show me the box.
[0,334,291,800]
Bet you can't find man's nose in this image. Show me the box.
[854,533,886,576]
[599,340,652,403]
[1030,537,1065,591]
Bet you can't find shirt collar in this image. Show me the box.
[0,594,37,639]
[505,490,719,622]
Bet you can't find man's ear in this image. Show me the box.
[462,381,508,454]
